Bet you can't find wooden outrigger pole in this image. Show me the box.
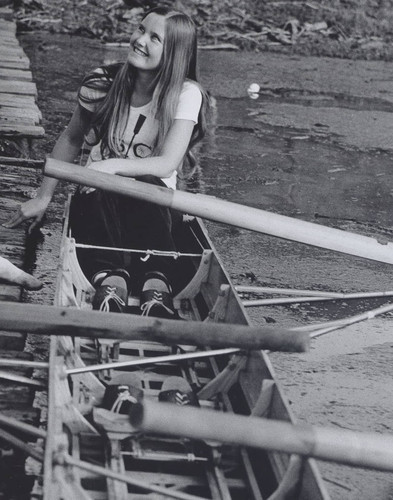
[0,302,309,352]
[45,159,393,265]
[131,399,393,473]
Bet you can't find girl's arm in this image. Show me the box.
[4,104,92,233]
[89,118,195,179]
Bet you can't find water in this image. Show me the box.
[18,32,393,499]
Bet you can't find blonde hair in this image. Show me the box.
[81,8,209,161]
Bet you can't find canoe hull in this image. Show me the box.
[44,195,330,500]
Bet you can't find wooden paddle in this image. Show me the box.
[0,302,309,352]
[44,158,393,265]
[130,398,393,472]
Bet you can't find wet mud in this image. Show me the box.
[17,33,393,499]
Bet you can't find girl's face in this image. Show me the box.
[128,13,166,72]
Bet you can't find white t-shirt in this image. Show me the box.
[79,69,202,189]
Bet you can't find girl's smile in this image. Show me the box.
[128,13,166,72]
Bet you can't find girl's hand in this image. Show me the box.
[2,197,50,234]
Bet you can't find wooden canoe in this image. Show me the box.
[43,194,331,500]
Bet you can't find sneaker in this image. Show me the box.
[92,269,130,313]
[102,373,143,414]
[158,376,199,407]
[140,271,176,319]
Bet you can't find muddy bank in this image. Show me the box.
[18,32,393,499]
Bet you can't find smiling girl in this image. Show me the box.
[5,7,210,317]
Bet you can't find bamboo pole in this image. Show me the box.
[243,296,337,307]
[241,289,393,307]
[45,159,393,265]
[0,302,309,353]
[0,370,46,389]
[0,427,43,462]
[308,302,393,339]
[130,399,393,472]
[0,359,49,369]
[66,347,239,375]
[292,301,393,338]
[236,286,342,297]
[0,413,46,439]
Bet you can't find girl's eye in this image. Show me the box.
[138,25,145,33]
[151,34,160,42]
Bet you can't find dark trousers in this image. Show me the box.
[69,175,181,293]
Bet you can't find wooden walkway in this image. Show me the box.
[0,7,43,498]
[0,6,44,144]
[0,5,44,299]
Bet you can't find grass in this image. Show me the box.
[239,0,393,59]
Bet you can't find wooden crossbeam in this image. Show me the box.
[0,302,309,352]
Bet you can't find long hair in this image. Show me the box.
[80,7,210,162]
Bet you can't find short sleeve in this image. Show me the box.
[78,67,109,113]
[174,81,202,124]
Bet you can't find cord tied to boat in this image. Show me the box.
[140,249,182,261]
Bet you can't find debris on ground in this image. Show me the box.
[11,0,393,59]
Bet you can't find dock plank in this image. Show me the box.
[0,54,30,65]
[0,123,45,137]
[0,114,38,127]
[0,45,25,56]
[0,11,44,498]
[0,59,30,70]
[0,106,41,123]
[0,92,39,108]
[0,80,37,96]
[0,68,33,81]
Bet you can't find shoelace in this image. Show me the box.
[174,391,191,406]
[99,286,126,312]
[110,387,139,413]
[140,291,175,317]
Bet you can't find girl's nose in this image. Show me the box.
[135,33,148,46]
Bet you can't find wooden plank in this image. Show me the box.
[0,106,41,123]
[0,80,37,96]
[0,45,25,56]
[0,54,29,65]
[0,123,45,137]
[0,156,44,168]
[0,38,21,47]
[0,60,30,70]
[0,68,33,81]
[0,93,37,107]
[0,115,37,127]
